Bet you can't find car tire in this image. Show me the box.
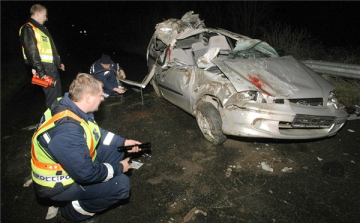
[151,79,163,98]
[196,101,226,145]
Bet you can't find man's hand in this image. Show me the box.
[41,75,51,80]
[120,69,126,79]
[60,63,65,71]
[120,157,132,173]
[113,87,126,94]
[124,139,142,153]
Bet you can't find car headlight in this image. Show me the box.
[237,91,267,103]
[327,92,344,109]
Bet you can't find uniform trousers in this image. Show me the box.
[50,145,130,221]
[43,63,62,109]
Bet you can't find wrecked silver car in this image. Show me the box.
[146,11,348,145]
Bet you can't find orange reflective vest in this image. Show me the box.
[31,109,100,188]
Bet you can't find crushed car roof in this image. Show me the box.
[152,11,335,98]
[154,11,278,57]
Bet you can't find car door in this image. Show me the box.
[155,48,194,113]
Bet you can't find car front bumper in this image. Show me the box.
[220,102,348,139]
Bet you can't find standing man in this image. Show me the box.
[31,73,142,222]
[19,4,65,108]
[90,54,126,98]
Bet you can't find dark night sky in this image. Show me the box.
[1,1,360,64]
[273,1,360,48]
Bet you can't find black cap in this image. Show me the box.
[100,54,111,64]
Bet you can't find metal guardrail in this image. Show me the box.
[301,60,360,79]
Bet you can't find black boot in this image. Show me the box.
[57,209,101,223]
[79,215,102,223]
[56,209,72,223]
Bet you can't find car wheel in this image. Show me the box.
[196,101,226,145]
[151,79,163,98]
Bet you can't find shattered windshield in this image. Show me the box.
[229,39,279,59]
[228,49,272,59]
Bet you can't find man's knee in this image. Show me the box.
[112,174,131,200]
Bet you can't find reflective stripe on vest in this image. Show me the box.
[31,109,101,188]
[19,22,54,63]
[33,172,71,183]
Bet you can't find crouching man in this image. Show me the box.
[90,54,126,98]
[31,73,141,222]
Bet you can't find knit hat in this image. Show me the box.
[100,54,111,64]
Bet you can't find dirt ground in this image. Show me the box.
[1,51,360,223]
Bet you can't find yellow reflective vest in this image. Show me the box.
[19,22,54,63]
[31,109,100,188]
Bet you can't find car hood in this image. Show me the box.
[212,55,335,99]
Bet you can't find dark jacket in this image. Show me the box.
[90,59,123,95]
[34,93,126,197]
[19,18,61,77]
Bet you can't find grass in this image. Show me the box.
[260,22,325,60]
[322,75,360,107]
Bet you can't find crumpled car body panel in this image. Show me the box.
[147,11,348,141]
[212,55,335,99]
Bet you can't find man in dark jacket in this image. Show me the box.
[31,73,142,222]
[90,54,126,98]
[19,4,65,108]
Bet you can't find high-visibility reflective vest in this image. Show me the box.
[31,109,101,188]
[19,22,54,63]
